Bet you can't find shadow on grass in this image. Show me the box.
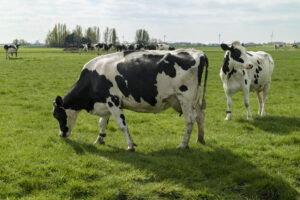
[238,115,300,135]
[6,57,23,60]
[64,139,299,200]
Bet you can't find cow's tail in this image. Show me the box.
[200,55,208,110]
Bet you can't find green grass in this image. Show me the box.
[0,46,299,199]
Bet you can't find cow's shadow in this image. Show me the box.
[64,139,298,199]
[6,57,23,60]
[238,115,300,135]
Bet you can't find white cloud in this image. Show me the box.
[0,0,299,43]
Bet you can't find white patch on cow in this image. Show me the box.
[89,103,110,116]
[63,109,79,137]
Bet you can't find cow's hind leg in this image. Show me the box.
[94,115,110,145]
[225,92,232,120]
[196,103,205,144]
[256,91,263,115]
[261,83,270,116]
[177,97,196,149]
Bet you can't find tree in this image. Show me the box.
[135,29,150,45]
[13,39,19,44]
[45,23,68,47]
[103,27,110,44]
[111,28,118,45]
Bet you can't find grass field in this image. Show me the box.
[0,46,299,200]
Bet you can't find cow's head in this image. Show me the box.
[221,41,253,70]
[52,96,78,138]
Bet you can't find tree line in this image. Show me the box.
[45,23,155,48]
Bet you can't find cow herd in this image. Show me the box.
[77,42,174,54]
[52,40,275,151]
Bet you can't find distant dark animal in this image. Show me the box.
[4,44,20,59]
[145,45,156,50]
[134,44,144,50]
[127,44,135,50]
[53,49,209,151]
[220,41,274,120]
[292,44,298,48]
[115,44,127,51]
[168,47,175,50]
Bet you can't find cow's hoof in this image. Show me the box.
[177,144,189,149]
[247,116,253,120]
[94,140,105,145]
[224,118,231,121]
[197,138,205,145]
[127,147,135,152]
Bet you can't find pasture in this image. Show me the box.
[0,46,299,199]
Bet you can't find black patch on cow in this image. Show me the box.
[115,75,130,97]
[245,79,247,85]
[246,52,253,56]
[110,95,120,107]
[255,68,260,74]
[198,55,206,85]
[258,66,262,71]
[116,52,195,106]
[242,70,245,76]
[227,68,237,79]
[53,106,69,134]
[254,79,258,84]
[257,60,260,64]
[222,53,230,74]
[230,47,244,63]
[179,85,188,92]
[62,69,113,112]
[120,114,126,126]
[108,102,113,107]
[123,50,135,57]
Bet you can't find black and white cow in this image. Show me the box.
[4,44,20,59]
[53,49,209,151]
[157,43,170,50]
[79,44,88,53]
[220,41,274,120]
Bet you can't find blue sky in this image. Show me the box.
[0,0,299,43]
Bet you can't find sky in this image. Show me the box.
[0,0,300,44]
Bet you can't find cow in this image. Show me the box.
[145,44,157,50]
[169,47,175,51]
[292,44,298,49]
[220,41,274,120]
[79,44,88,53]
[53,49,209,151]
[115,44,127,51]
[157,43,170,50]
[4,44,20,59]
[274,44,286,49]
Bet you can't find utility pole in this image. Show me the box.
[218,33,221,44]
[270,31,273,43]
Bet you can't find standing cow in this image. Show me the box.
[53,49,208,151]
[4,44,20,59]
[220,41,274,120]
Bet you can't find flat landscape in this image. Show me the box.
[0,46,299,199]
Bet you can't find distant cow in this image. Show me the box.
[115,44,127,51]
[79,44,88,53]
[292,44,298,48]
[157,43,170,50]
[145,44,156,50]
[274,44,286,49]
[4,44,20,59]
[53,49,209,151]
[168,47,175,51]
[220,41,274,120]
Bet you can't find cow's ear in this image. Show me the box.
[221,43,230,51]
[55,96,63,106]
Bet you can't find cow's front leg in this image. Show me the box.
[94,115,110,145]
[256,91,263,115]
[107,100,136,151]
[177,97,196,149]
[225,92,232,120]
[243,86,252,119]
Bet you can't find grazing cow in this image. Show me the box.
[220,41,274,120]
[145,44,157,50]
[79,44,88,53]
[53,49,209,151]
[274,44,286,49]
[127,44,135,50]
[115,44,127,51]
[169,47,175,51]
[292,44,298,48]
[157,43,170,50]
[134,44,144,50]
[4,44,20,59]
